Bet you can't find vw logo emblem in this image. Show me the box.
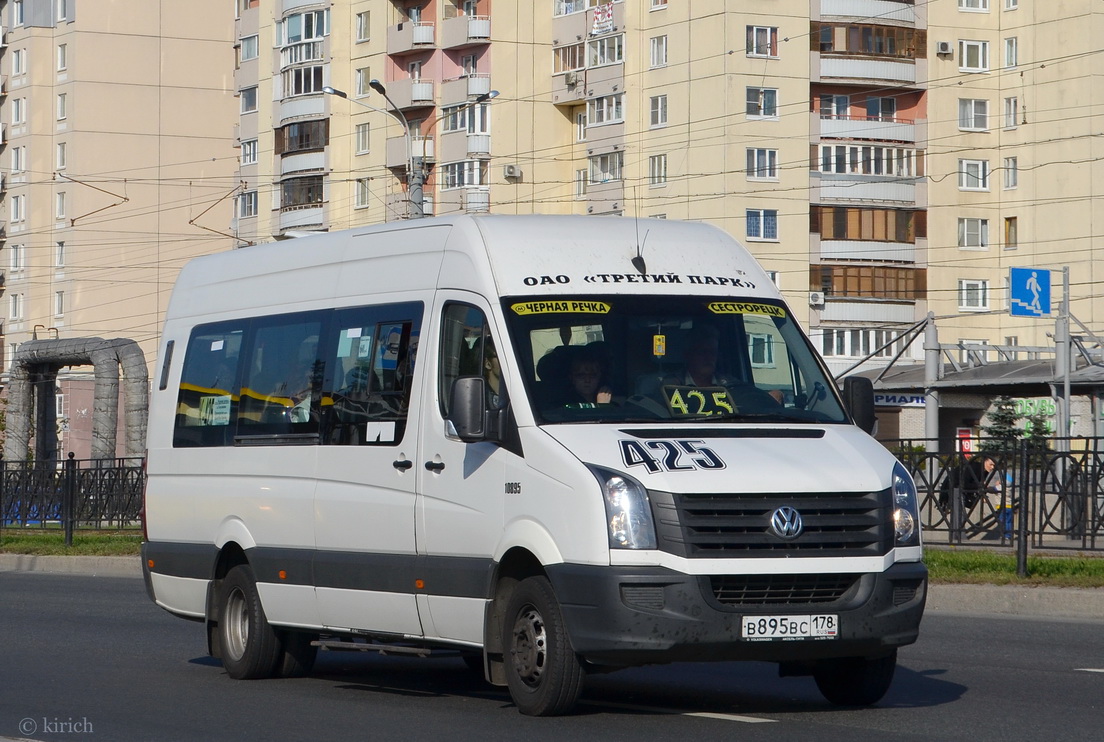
[770,506,804,540]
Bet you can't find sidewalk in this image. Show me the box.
[3,553,1104,621]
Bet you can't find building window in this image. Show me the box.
[554,0,586,16]
[746,148,778,179]
[55,241,65,268]
[239,190,258,218]
[355,11,370,42]
[355,123,370,154]
[11,194,26,223]
[588,151,623,183]
[10,244,25,272]
[56,142,67,170]
[649,95,668,127]
[587,34,624,67]
[355,68,372,97]
[441,102,490,134]
[1005,0,1018,8]
[355,178,370,209]
[958,99,988,131]
[1003,96,1019,128]
[10,294,23,322]
[958,280,989,310]
[811,206,922,244]
[819,94,848,118]
[554,43,585,73]
[651,0,667,7]
[442,160,488,189]
[1004,217,1018,249]
[648,154,667,186]
[867,96,897,121]
[959,40,989,72]
[281,176,325,208]
[240,86,258,113]
[274,119,328,154]
[12,48,26,76]
[11,98,25,125]
[56,0,67,21]
[959,159,990,190]
[277,10,329,46]
[241,139,258,165]
[958,0,988,10]
[56,192,66,220]
[746,26,778,57]
[587,93,624,126]
[747,209,779,241]
[13,0,24,25]
[1003,157,1018,189]
[56,93,68,120]
[746,87,778,118]
[958,339,990,363]
[282,65,325,97]
[574,169,588,199]
[57,43,67,71]
[1004,37,1017,68]
[240,35,258,62]
[817,145,920,177]
[575,110,587,141]
[650,35,667,68]
[958,217,989,248]
[55,291,64,318]
[11,146,26,173]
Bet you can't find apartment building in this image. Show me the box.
[0,0,238,456]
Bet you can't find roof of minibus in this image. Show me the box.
[166,215,781,322]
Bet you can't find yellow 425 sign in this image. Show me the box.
[662,385,733,416]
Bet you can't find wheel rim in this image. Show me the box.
[510,605,548,688]
[224,585,249,662]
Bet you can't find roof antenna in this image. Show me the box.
[631,187,648,275]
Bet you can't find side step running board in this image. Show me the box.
[311,639,432,658]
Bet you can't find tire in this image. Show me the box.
[277,631,318,678]
[813,651,897,706]
[218,564,283,680]
[503,576,585,716]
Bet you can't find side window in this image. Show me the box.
[324,302,422,445]
[439,303,502,416]
[174,322,245,447]
[238,313,325,436]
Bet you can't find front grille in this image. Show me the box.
[651,489,892,558]
[710,573,859,606]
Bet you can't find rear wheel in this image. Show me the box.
[503,576,585,716]
[219,564,282,679]
[813,651,897,706]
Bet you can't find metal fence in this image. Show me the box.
[0,455,145,531]
[889,438,1104,553]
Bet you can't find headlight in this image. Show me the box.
[892,461,921,546]
[587,465,657,550]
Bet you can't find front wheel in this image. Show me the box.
[503,576,585,716]
[813,651,897,706]
[218,564,283,680]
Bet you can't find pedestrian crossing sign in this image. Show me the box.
[1009,267,1051,317]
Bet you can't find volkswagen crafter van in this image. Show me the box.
[142,214,926,716]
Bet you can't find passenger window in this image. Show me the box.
[174,322,245,447]
[439,303,503,416]
[238,315,324,436]
[324,303,422,445]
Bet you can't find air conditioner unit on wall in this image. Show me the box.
[808,291,825,306]
[936,41,953,56]
[564,70,579,86]
[503,164,522,179]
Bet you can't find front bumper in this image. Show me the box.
[546,560,927,666]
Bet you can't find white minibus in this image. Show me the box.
[142,214,925,716]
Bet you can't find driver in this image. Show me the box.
[662,325,781,412]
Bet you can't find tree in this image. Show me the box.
[980,396,1022,454]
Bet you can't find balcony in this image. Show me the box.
[817,114,917,143]
[387,21,435,55]
[464,188,490,213]
[278,204,324,233]
[280,151,325,176]
[815,173,918,203]
[820,300,917,324]
[442,15,490,49]
[820,0,916,23]
[386,135,435,170]
[820,239,916,263]
[820,57,916,84]
[386,192,435,220]
[380,78,435,111]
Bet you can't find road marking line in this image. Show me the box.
[684,712,777,723]
[583,700,777,723]
[1074,668,1104,673]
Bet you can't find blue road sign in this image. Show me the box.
[1009,267,1051,317]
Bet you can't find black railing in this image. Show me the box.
[1,455,145,536]
[888,438,1104,554]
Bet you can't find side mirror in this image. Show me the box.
[448,376,487,441]
[842,376,876,435]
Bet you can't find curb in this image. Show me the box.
[0,553,141,579]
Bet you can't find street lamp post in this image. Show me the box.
[326,82,500,219]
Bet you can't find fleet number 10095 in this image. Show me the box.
[741,614,838,641]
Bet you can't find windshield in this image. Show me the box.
[503,295,848,425]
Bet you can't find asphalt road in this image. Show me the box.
[2,571,1102,742]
